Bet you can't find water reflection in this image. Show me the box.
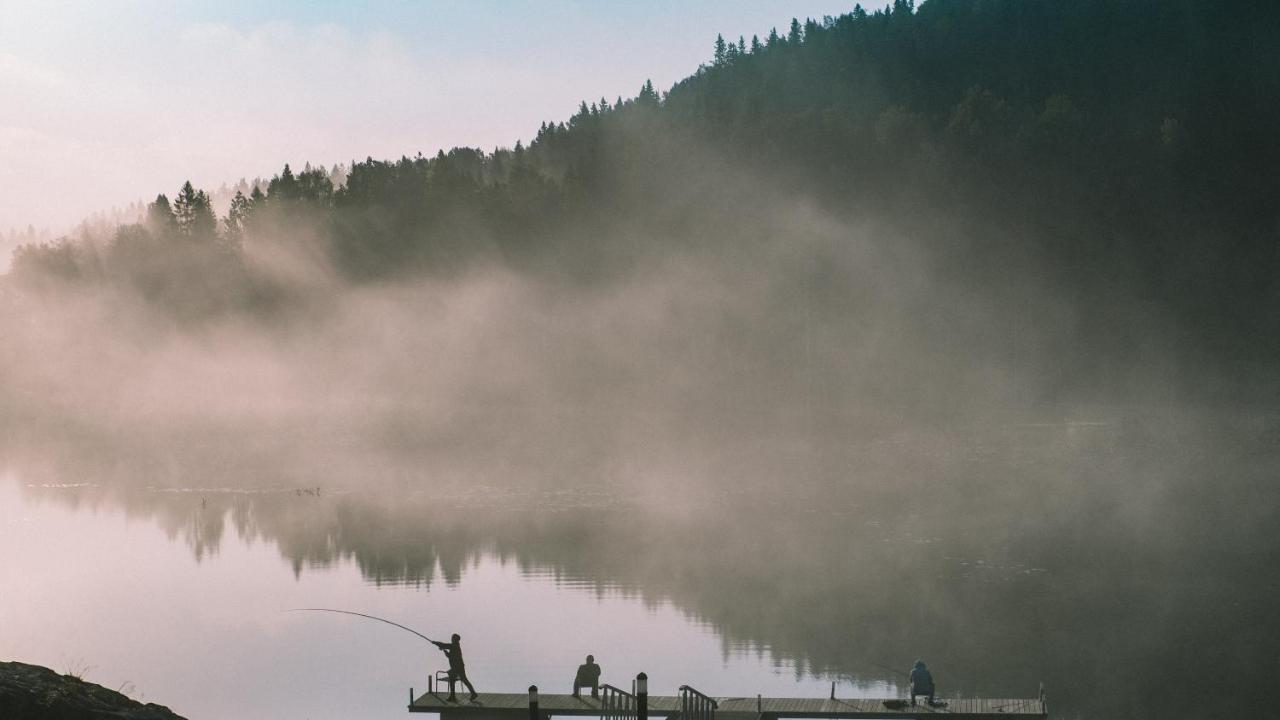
[5,413,1279,720]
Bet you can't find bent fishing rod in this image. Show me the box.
[287,607,438,644]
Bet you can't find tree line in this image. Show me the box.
[9,0,1278,382]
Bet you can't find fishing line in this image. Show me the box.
[287,607,437,644]
[871,662,910,678]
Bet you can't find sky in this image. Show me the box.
[0,0,854,236]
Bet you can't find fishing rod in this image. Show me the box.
[288,607,437,644]
[870,662,909,678]
[830,662,910,698]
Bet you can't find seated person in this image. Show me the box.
[909,660,935,706]
[573,655,602,698]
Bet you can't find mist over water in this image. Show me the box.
[4,406,1278,719]
[5,212,1280,718]
[5,140,1279,717]
[1,178,1136,496]
[4,149,1278,720]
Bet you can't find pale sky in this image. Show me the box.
[1,1,854,235]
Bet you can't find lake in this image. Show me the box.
[2,412,1277,719]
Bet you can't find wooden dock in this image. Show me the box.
[408,691,1047,719]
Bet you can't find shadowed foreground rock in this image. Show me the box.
[0,661,186,720]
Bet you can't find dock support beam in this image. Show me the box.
[636,673,648,720]
[530,685,539,720]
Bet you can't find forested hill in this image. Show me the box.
[9,0,1280,397]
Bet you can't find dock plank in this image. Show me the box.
[411,692,1046,718]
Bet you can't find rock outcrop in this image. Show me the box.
[0,661,186,720]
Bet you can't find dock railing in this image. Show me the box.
[678,685,717,720]
[600,683,636,720]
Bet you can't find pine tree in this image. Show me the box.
[788,18,803,45]
[193,190,217,239]
[174,182,218,240]
[570,101,591,129]
[267,163,300,202]
[637,79,659,107]
[490,148,506,182]
[224,190,252,244]
[713,34,727,66]
[173,181,198,235]
[146,194,175,234]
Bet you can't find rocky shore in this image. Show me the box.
[0,661,186,720]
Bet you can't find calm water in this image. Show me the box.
[0,480,879,719]
[2,413,1278,719]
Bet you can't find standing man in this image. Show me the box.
[572,654,602,698]
[433,633,478,702]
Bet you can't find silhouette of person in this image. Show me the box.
[433,633,478,702]
[572,654,602,698]
[909,659,935,706]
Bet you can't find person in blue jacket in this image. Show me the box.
[909,659,935,706]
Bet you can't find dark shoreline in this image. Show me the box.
[0,661,186,720]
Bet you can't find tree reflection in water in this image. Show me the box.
[8,413,1279,720]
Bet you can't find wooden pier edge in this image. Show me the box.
[408,690,1048,719]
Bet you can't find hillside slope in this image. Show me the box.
[9,0,1279,402]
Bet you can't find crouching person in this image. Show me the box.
[909,659,935,706]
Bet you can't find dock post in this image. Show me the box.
[830,682,835,700]
[429,676,433,695]
[636,672,648,720]
[530,685,540,720]
[411,688,414,707]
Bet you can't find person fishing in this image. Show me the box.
[433,633,478,702]
[572,654,601,698]
[287,609,480,703]
[909,659,935,706]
